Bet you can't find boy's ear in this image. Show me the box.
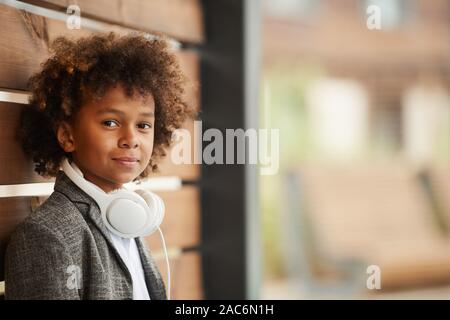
[56,121,75,152]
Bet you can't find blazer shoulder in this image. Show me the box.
[15,190,88,241]
[4,207,80,300]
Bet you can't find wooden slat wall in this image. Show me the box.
[22,0,204,43]
[0,0,203,299]
[154,251,203,300]
[145,186,200,249]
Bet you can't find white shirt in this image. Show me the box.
[109,232,150,300]
[69,161,151,300]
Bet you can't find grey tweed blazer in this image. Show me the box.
[4,171,167,300]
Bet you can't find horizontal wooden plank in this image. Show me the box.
[20,0,204,43]
[153,250,203,300]
[173,50,200,114]
[145,186,200,249]
[0,5,200,181]
[0,5,48,90]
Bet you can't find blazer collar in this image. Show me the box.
[53,171,166,300]
[53,171,131,276]
[53,171,113,246]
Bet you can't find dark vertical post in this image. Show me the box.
[200,0,247,299]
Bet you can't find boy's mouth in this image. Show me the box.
[112,157,139,167]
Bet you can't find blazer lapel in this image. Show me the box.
[135,237,167,300]
[53,171,133,283]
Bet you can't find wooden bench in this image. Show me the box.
[286,162,450,292]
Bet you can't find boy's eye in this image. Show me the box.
[103,120,119,127]
[138,123,153,129]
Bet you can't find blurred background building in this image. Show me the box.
[260,0,450,299]
[0,0,449,300]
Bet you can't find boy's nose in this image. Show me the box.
[118,128,139,148]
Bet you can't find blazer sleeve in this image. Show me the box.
[4,221,81,300]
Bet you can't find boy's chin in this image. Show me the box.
[113,173,142,185]
[109,167,147,185]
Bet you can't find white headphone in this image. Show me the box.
[61,158,165,239]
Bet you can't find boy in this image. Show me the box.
[4,32,192,300]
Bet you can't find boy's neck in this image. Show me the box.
[70,160,124,194]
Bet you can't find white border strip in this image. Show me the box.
[0,176,182,198]
[125,176,182,192]
[0,88,31,104]
[0,182,54,198]
[0,0,181,50]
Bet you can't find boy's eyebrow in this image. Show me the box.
[97,108,154,117]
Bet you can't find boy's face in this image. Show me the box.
[57,85,155,193]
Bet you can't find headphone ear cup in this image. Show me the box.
[135,189,165,235]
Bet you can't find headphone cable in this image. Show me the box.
[157,227,171,300]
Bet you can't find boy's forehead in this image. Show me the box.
[83,85,155,111]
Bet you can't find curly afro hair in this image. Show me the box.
[20,32,194,179]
